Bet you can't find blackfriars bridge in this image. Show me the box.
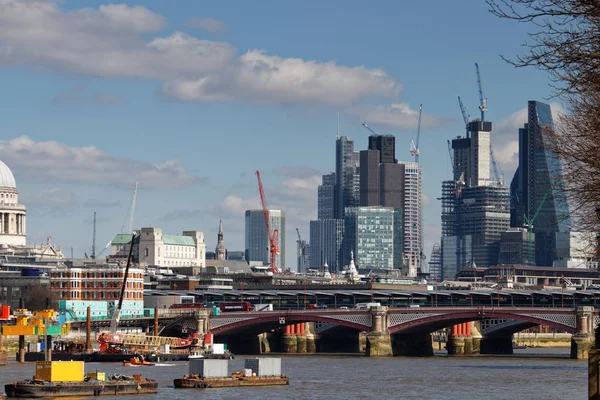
[200,306,596,359]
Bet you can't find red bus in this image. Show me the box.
[219,302,253,312]
[170,302,203,309]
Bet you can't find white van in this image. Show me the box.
[354,302,381,309]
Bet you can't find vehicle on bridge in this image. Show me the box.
[354,302,381,309]
[219,302,253,312]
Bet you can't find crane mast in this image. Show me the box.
[121,181,139,234]
[409,104,423,164]
[475,62,487,121]
[256,171,280,274]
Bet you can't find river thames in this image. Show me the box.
[0,348,586,399]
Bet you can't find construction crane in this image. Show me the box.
[91,212,97,259]
[109,232,136,334]
[256,171,280,274]
[490,147,503,185]
[447,140,455,179]
[409,104,423,164]
[457,96,470,137]
[475,62,487,121]
[361,123,379,136]
[121,181,139,234]
[523,191,550,265]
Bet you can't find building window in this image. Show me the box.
[144,248,149,257]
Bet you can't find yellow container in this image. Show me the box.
[35,361,84,383]
[86,372,105,382]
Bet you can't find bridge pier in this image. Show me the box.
[366,307,392,356]
[571,306,595,360]
[283,324,297,353]
[305,323,316,353]
[447,322,476,355]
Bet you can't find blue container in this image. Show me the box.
[212,307,220,316]
[21,268,40,277]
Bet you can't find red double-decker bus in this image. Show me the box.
[219,302,253,312]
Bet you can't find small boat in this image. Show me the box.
[123,357,155,367]
[512,342,527,350]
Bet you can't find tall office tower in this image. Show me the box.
[368,134,397,164]
[344,206,400,269]
[399,161,423,277]
[335,136,355,219]
[452,137,471,182]
[347,151,361,208]
[510,101,570,266]
[428,243,442,279]
[380,163,405,208]
[309,219,344,272]
[245,209,285,269]
[467,121,492,187]
[460,185,510,267]
[297,240,310,273]
[359,149,381,206]
[318,173,336,220]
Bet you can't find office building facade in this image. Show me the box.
[309,219,344,272]
[368,134,397,164]
[400,161,423,277]
[343,206,400,270]
[509,100,570,266]
[245,209,285,269]
[318,172,336,220]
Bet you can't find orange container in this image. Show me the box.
[204,333,213,345]
[0,305,9,320]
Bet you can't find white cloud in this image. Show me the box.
[346,102,454,130]
[0,136,201,189]
[0,1,401,106]
[186,16,229,33]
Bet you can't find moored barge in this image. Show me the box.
[174,357,289,390]
[4,361,157,398]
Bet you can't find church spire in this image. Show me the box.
[215,217,226,260]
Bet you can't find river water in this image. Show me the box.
[0,348,586,399]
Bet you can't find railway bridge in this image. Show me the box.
[207,306,597,359]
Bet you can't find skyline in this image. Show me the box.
[0,0,564,267]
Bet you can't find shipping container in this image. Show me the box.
[244,358,281,377]
[204,333,213,345]
[188,359,228,377]
[35,361,84,383]
[0,304,9,319]
[211,344,225,354]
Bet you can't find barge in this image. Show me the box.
[4,361,157,398]
[174,357,289,390]
[174,374,289,389]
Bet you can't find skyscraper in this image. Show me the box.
[245,209,285,269]
[510,100,570,266]
[359,149,381,206]
[368,134,397,164]
[335,136,357,219]
[399,161,423,277]
[309,219,344,272]
[318,173,336,220]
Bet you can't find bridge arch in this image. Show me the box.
[210,312,371,335]
[388,309,577,335]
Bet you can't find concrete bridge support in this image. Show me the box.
[366,307,392,357]
[305,323,316,353]
[571,306,595,360]
[448,322,477,355]
[282,324,297,353]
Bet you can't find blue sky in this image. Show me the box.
[0,0,559,267]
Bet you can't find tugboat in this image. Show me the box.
[174,358,289,389]
[123,356,155,367]
[4,361,158,397]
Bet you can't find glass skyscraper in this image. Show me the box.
[245,209,285,269]
[343,206,400,269]
[510,101,570,266]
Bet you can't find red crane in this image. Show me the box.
[256,170,280,274]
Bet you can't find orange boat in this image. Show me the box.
[123,356,155,367]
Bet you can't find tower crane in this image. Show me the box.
[457,96,470,137]
[409,104,423,164]
[361,123,378,136]
[256,171,280,274]
[475,62,487,121]
[490,148,503,185]
[523,191,550,265]
[121,181,139,234]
